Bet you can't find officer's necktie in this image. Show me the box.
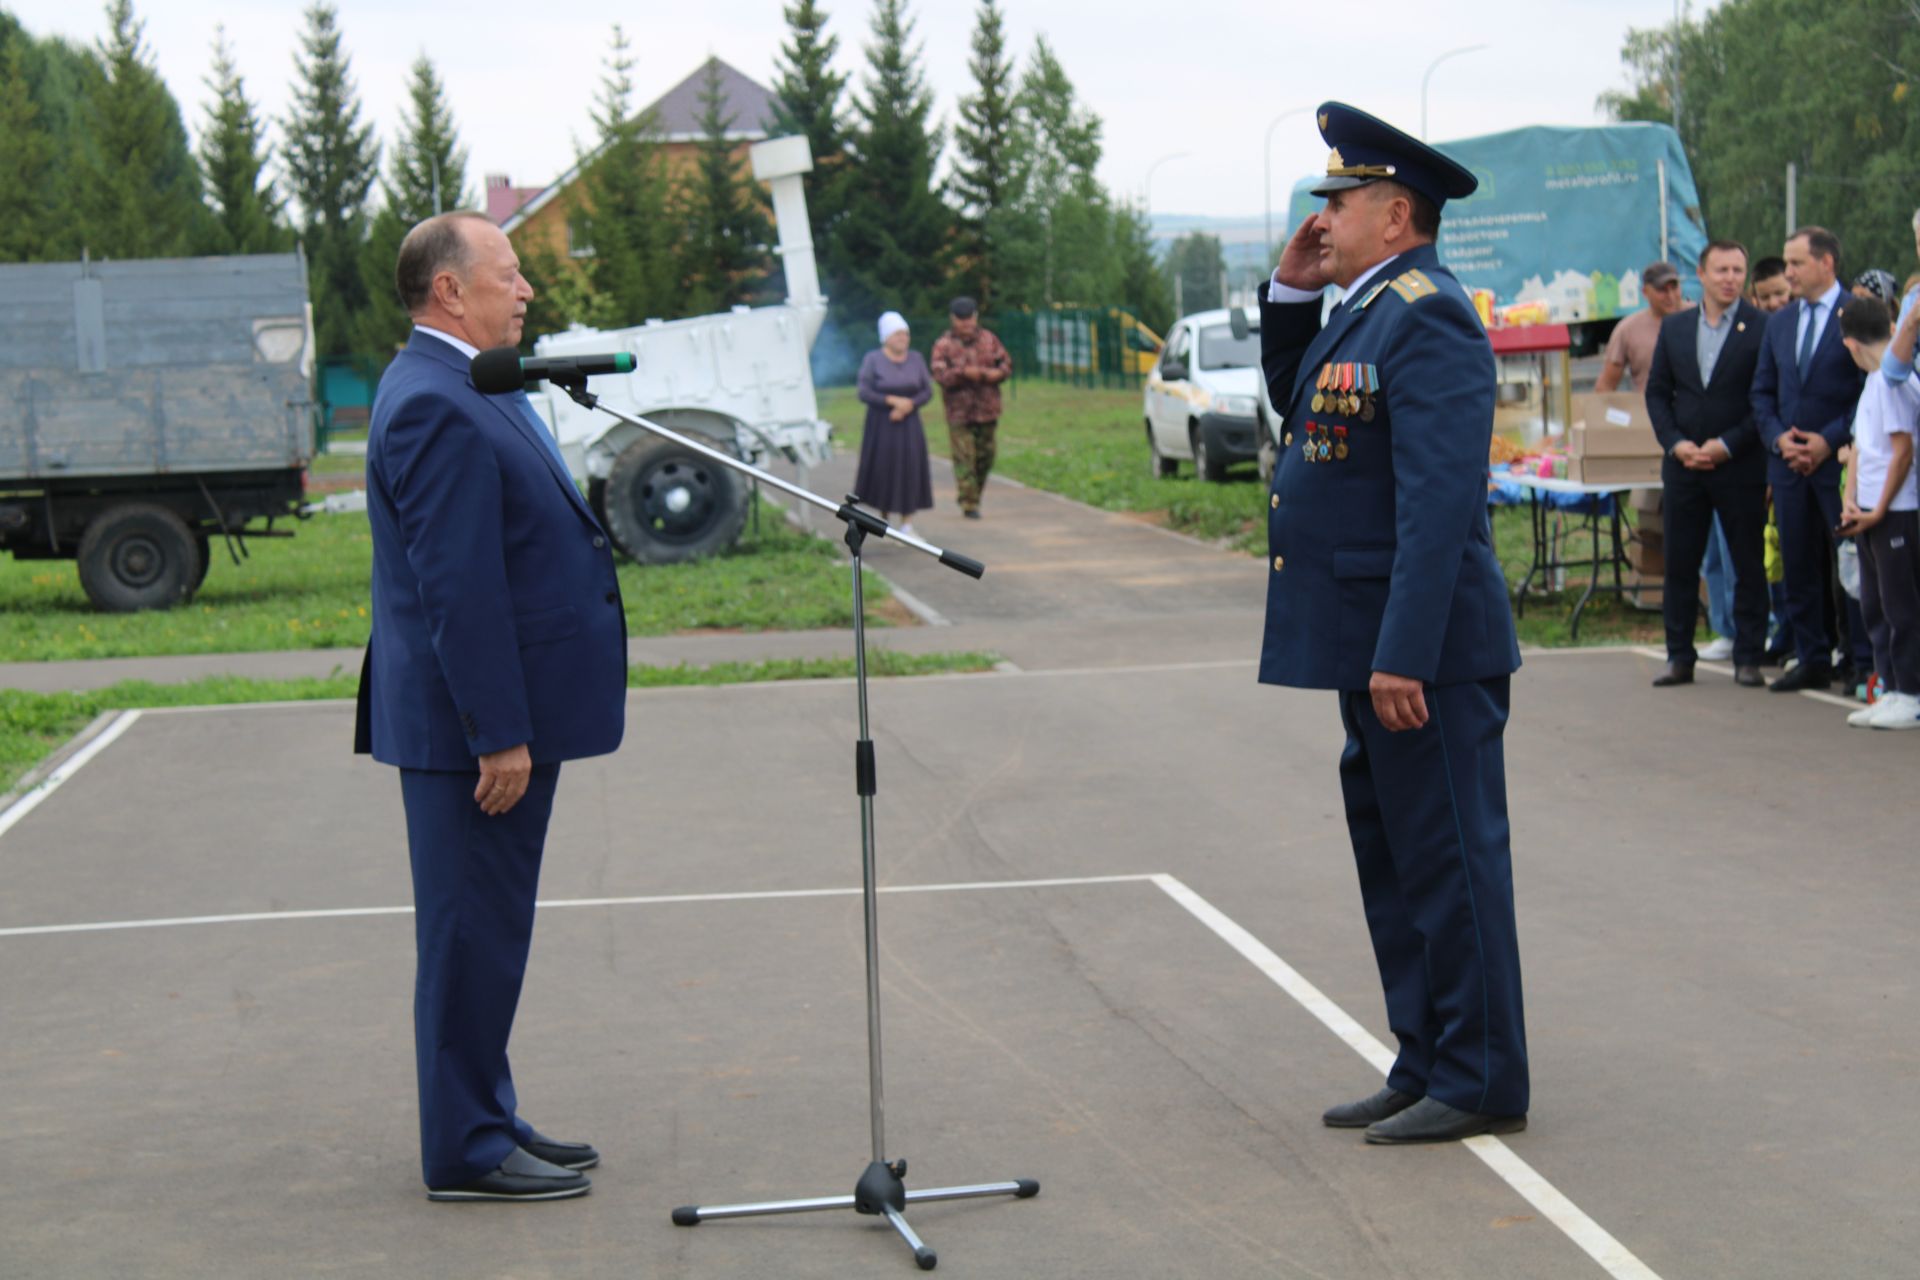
[1796,299,1820,381]
[509,391,572,475]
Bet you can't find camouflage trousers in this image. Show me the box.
[948,419,998,512]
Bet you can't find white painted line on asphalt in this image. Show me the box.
[0,710,142,843]
[1629,646,1860,709]
[1150,872,1663,1280]
[0,872,1159,939]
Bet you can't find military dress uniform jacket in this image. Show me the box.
[1258,243,1519,692]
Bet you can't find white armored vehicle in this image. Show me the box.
[527,135,832,563]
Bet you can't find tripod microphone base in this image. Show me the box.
[671,1161,1039,1271]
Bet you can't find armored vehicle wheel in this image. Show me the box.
[77,503,198,612]
[600,433,750,564]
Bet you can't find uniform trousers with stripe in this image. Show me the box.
[1336,677,1529,1117]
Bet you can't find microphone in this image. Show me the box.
[470,347,635,394]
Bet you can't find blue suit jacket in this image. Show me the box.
[1258,243,1520,691]
[1750,291,1864,485]
[354,330,627,770]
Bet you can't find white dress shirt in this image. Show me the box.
[1266,253,1403,308]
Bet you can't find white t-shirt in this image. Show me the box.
[1854,369,1920,512]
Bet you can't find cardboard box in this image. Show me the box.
[1570,392,1662,458]
[1573,454,1663,485]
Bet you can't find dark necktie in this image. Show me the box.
[1796,299,1821,381]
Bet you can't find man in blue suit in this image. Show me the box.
[1751,226,1867,691]
[1259,104,1526,1144]
[354,212,628,1201]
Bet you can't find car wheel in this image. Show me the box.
[1146,421,1179,478]
[1257,418,1278,485]
[1192,423,1228,483]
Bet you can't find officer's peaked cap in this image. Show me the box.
[1308,102,1478,210]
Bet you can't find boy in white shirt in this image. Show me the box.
[1838,296,1920,728]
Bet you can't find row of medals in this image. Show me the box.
[1303,364,1378,462]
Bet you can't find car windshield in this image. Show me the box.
[1196,324,1259,370]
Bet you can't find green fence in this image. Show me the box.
[816,306,1163,392]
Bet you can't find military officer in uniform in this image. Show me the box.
[1259,104,1528,1144]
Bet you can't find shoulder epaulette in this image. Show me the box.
[1387,269,1439,304]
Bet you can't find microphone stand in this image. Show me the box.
[549,378,1037,1271]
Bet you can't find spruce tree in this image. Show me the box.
[282,1,379,357]
[828,0,951,320]
[574,25,677,325]
[353,55,471,359]
[197,26,286,256]
[0,40,56,262]
[679,58,773,313]
[1004,36,1110,307]
[77,0,204,259]
[769,0,849,289]
[948,0,1016,307]
[1112,200,1173,333]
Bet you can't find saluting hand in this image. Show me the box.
[1370,671,1429,733]
[475,743,532,815]
[1276,214,1332,292]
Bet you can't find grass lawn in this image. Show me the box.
[0,649,999,794]
[0,495,905,663]
[820,379,1675,648]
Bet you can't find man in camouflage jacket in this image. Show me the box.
[929,296,1013,518]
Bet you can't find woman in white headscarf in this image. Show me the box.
[853,310,934,533]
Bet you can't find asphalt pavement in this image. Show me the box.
[3,448,1916,1278]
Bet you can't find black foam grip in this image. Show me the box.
[939,548,985,578]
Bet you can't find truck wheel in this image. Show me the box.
[192,534,212,595]
[76,503,197,612]
[600,434,749,564]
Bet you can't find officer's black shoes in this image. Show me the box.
[426,1147,592,1202]
[1769,663,1831,693]
[1323,1086,1421,1128]
[1363,1097,1526,1145]
[522,1136,600,1171]
[1651,662,1694,687]
[963,507,981,519]
[1734,664,1765,687]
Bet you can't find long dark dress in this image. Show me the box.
[853,348,934,515]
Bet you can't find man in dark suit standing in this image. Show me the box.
[1260,104,1526,1145]
[1645,239,1771,687]
[356,212,628,1201]
[1751,225,1867,691]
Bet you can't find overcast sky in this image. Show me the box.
[7,0,1697,227]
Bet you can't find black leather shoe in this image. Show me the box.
[963,508,981,519]
[1322,1087,1421,1128]
[1734,664,1764,687]
[427,1147,591,1202]
[1364,1097,1526,1145]
[523,1136,599,1171]
[1769,664,1831,692]
[1651,662,1694,687]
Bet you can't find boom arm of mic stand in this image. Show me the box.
[557,383,984,578]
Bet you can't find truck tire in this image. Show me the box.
[600,433,749,564]
[192,533,212,594]
[76,503,198,612]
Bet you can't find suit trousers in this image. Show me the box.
[1337,678,1529,1117]
[1774,468,1847,669]
[1661,465,1769,664]
[1857,512,1920,694]
[399,763,560,1187]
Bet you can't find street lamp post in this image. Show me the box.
[1420,44,1489,140]
[1144,151,1193,228]
[1264,107,1313,264]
